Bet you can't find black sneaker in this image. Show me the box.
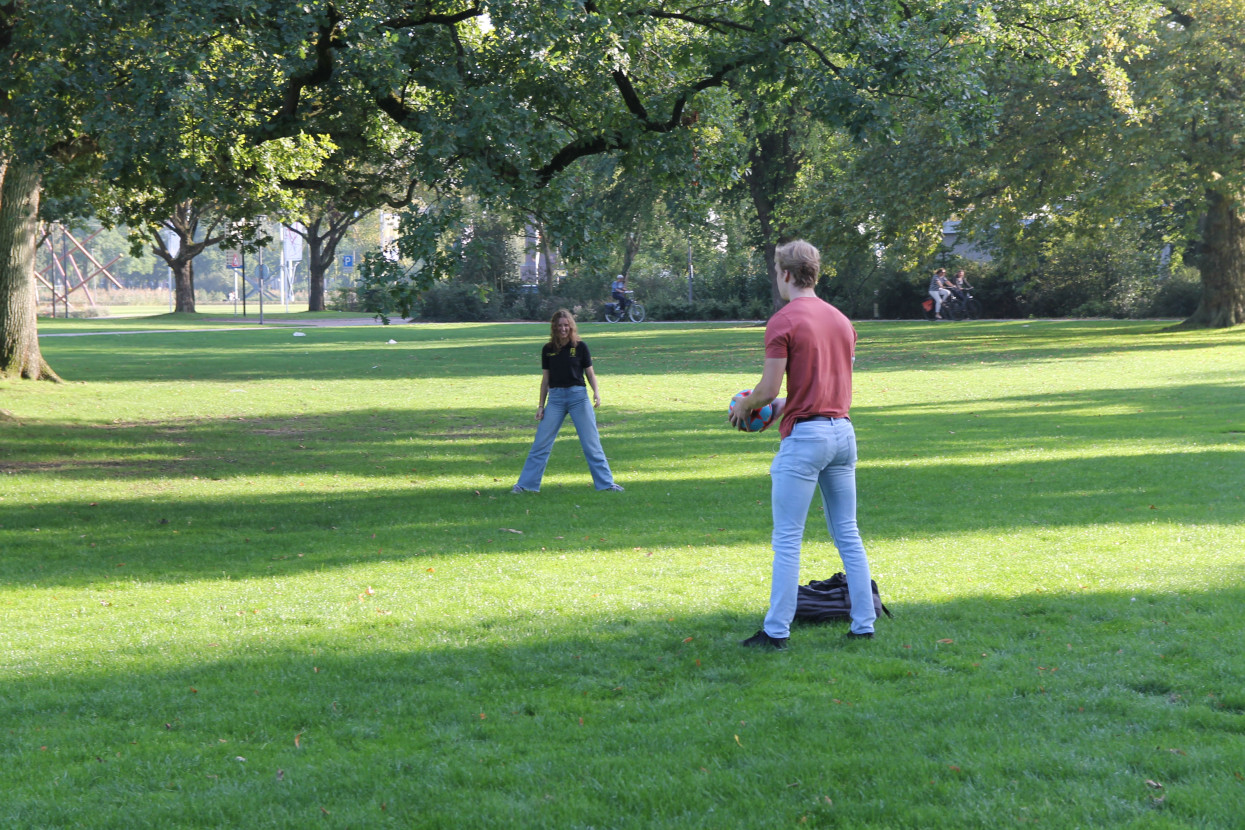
[844,631,874,640]
[741,630,788,650]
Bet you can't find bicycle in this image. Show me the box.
[604,291,646,323]
[943,287,983,321]
[922,288,982,321]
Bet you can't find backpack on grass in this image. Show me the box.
[795,572,892,623]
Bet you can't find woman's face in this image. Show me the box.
[553,317,572,340]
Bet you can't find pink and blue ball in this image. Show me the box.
[729,389,775,433]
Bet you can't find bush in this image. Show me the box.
[1145,267,1201,318]
[329,283,396,317]
[327,286,362,312]
[497,290,593,323]
[417,281,494,322]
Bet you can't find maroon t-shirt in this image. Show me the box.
[764,296,856,438]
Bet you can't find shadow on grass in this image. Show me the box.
[855,319,1245,373]
[2,392,1242,588]
[34,320,1245,384]
[6,329,1244,588]
[3,587,1245,827]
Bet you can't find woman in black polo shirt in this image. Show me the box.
[513,309,623,493]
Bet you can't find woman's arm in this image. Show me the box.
[536,370,550,420]
[584,366,602,408]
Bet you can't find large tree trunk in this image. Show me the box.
[0,157,59,381]
[308,254,328,311]
[745,120,804,312]
[620,230,640,277]
[539,231,559,291]
[173,257,196,313]
[307,221,329,312]
[747,145,780,310]
[1183,189,1245,328]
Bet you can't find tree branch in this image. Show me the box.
[269,4,344,129]
[633,9,756,35]
[533,39,800,185]
[382,4,483,29]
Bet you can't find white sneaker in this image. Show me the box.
[604,483,625,492]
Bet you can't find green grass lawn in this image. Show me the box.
[3,318,1244,828]
[36,309,375,331]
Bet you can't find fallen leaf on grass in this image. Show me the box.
[294,733,302,749]
[734,735,742,746]
[501,528,523,534]
[1145,779,1163,789]
[937,638,954,644]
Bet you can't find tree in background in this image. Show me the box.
[838,2,1244,328]
[1138,1,1245,327]
[0,0,105,380]
[0,152,55,379]
[148,201,231,314]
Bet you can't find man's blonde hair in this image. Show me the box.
[776,240,821,288]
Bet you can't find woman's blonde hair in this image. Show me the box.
[548,308,579,349]
[776,240,821,288]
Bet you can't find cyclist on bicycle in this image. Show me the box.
[610,274,631,315]
[949,270,972,301]
[928,268,952,320]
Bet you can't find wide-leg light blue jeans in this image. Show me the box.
[764,418,875,637]
[515,386,616,491]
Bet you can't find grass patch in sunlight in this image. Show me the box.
[3,320,1244,828]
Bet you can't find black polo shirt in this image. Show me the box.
[542,340,592,388]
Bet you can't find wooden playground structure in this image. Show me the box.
[38,223,124,317]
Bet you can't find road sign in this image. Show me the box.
[227,253,241,269]
[342,254,354,268]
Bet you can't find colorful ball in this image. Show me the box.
[729,389,775,433]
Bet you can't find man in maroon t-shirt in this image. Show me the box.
[729,240,877,649]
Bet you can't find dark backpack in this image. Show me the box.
[795,572,892,623]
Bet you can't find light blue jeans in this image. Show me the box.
[515,386,616,491]
[764,418,875,637]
